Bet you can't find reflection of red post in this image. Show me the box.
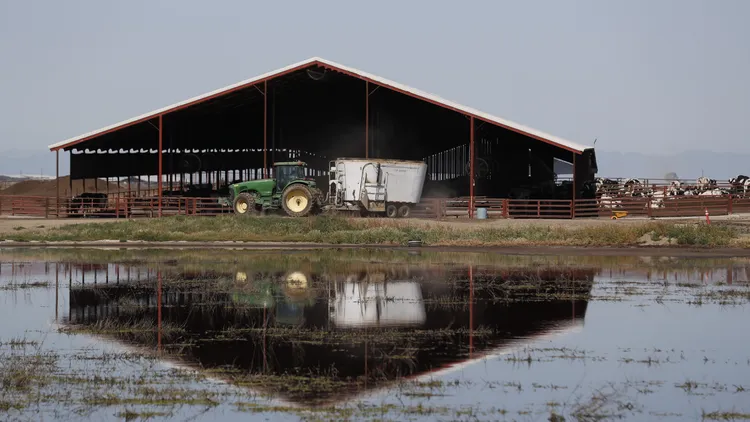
[728,266,733,286]
[572,298,575,320]
[469,265,474,357]
[469,117,475,219]
[263,307,267,373]
[157,270,162,353]
[364,330,368,389]
[55,262,59,322]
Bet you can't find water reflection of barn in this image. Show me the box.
[65,264,593,406]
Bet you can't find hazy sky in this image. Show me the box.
[1,0,748,158]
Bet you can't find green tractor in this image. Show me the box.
[228,161,323,217]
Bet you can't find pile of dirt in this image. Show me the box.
[0,176,124,197]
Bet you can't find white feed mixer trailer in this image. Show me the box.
[326,158,428,218]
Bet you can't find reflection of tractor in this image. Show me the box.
[231,270,317,326]
[228,162,324,217]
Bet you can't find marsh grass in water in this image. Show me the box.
[702,410,750,420]
[0,246,743,275]
[0,281,50,290]
[0,215,739,246]
[59,318,186,341]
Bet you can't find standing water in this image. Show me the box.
[0,248,748,421]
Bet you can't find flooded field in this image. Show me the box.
[1,249,749,421]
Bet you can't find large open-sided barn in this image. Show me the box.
[48,57,598,218]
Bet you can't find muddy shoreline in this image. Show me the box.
[1,241,749,257]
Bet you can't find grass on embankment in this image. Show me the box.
[0,215,742,247]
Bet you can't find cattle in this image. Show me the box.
[667,180,684,196]
[71,192,108,214]
[699,188,729,197]
[648,191,666,209]
[696,176,717,191]
[729,175,750,195]
[599,194,622,209]
[594,177,619,194]
[622,178,646,196]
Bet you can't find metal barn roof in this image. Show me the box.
[49,57,592,153]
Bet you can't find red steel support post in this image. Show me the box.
[158,115,163,217]
[469,116,475,218]
[263,81,268,178]
[570,152,577,218]
[55,150,59,217]
[68,159,73,198]
[365,81,369,158]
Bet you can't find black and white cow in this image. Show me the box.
[622,178,646,196]
[696,176,717,191]
[599,194,622,209]
[594,177,619,194]
[667,180,684,196]
[699,188,729,197]
[729,175,750,195]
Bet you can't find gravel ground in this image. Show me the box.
[0,217,109,232]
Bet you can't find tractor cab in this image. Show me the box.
[273,161,308,191]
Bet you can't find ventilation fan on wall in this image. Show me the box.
[201,152,217,171]
[465,157,491,178]
[306,68,326,81]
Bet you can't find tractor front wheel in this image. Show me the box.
[233,192,259,216]
[281,184,314,217]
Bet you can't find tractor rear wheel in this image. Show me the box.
[386,204,398,218]
[281,184,314,217]
[233,192,259,216]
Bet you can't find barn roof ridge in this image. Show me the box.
[49,57,592,154]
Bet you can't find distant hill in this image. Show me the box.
[0,150,67,177]
[595,150,750,181]
[0,174,55,181]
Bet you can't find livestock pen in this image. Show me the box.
[2,186,748,220]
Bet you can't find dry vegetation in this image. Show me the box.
[0,215,744,247]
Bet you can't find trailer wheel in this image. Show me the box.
[233,192,258,216]
[398,204,411,218]
[386,204,398,218]
[281,184,314,217]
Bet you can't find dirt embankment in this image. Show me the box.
[0,177,122,197]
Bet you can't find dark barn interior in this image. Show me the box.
[52,58,597,213]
